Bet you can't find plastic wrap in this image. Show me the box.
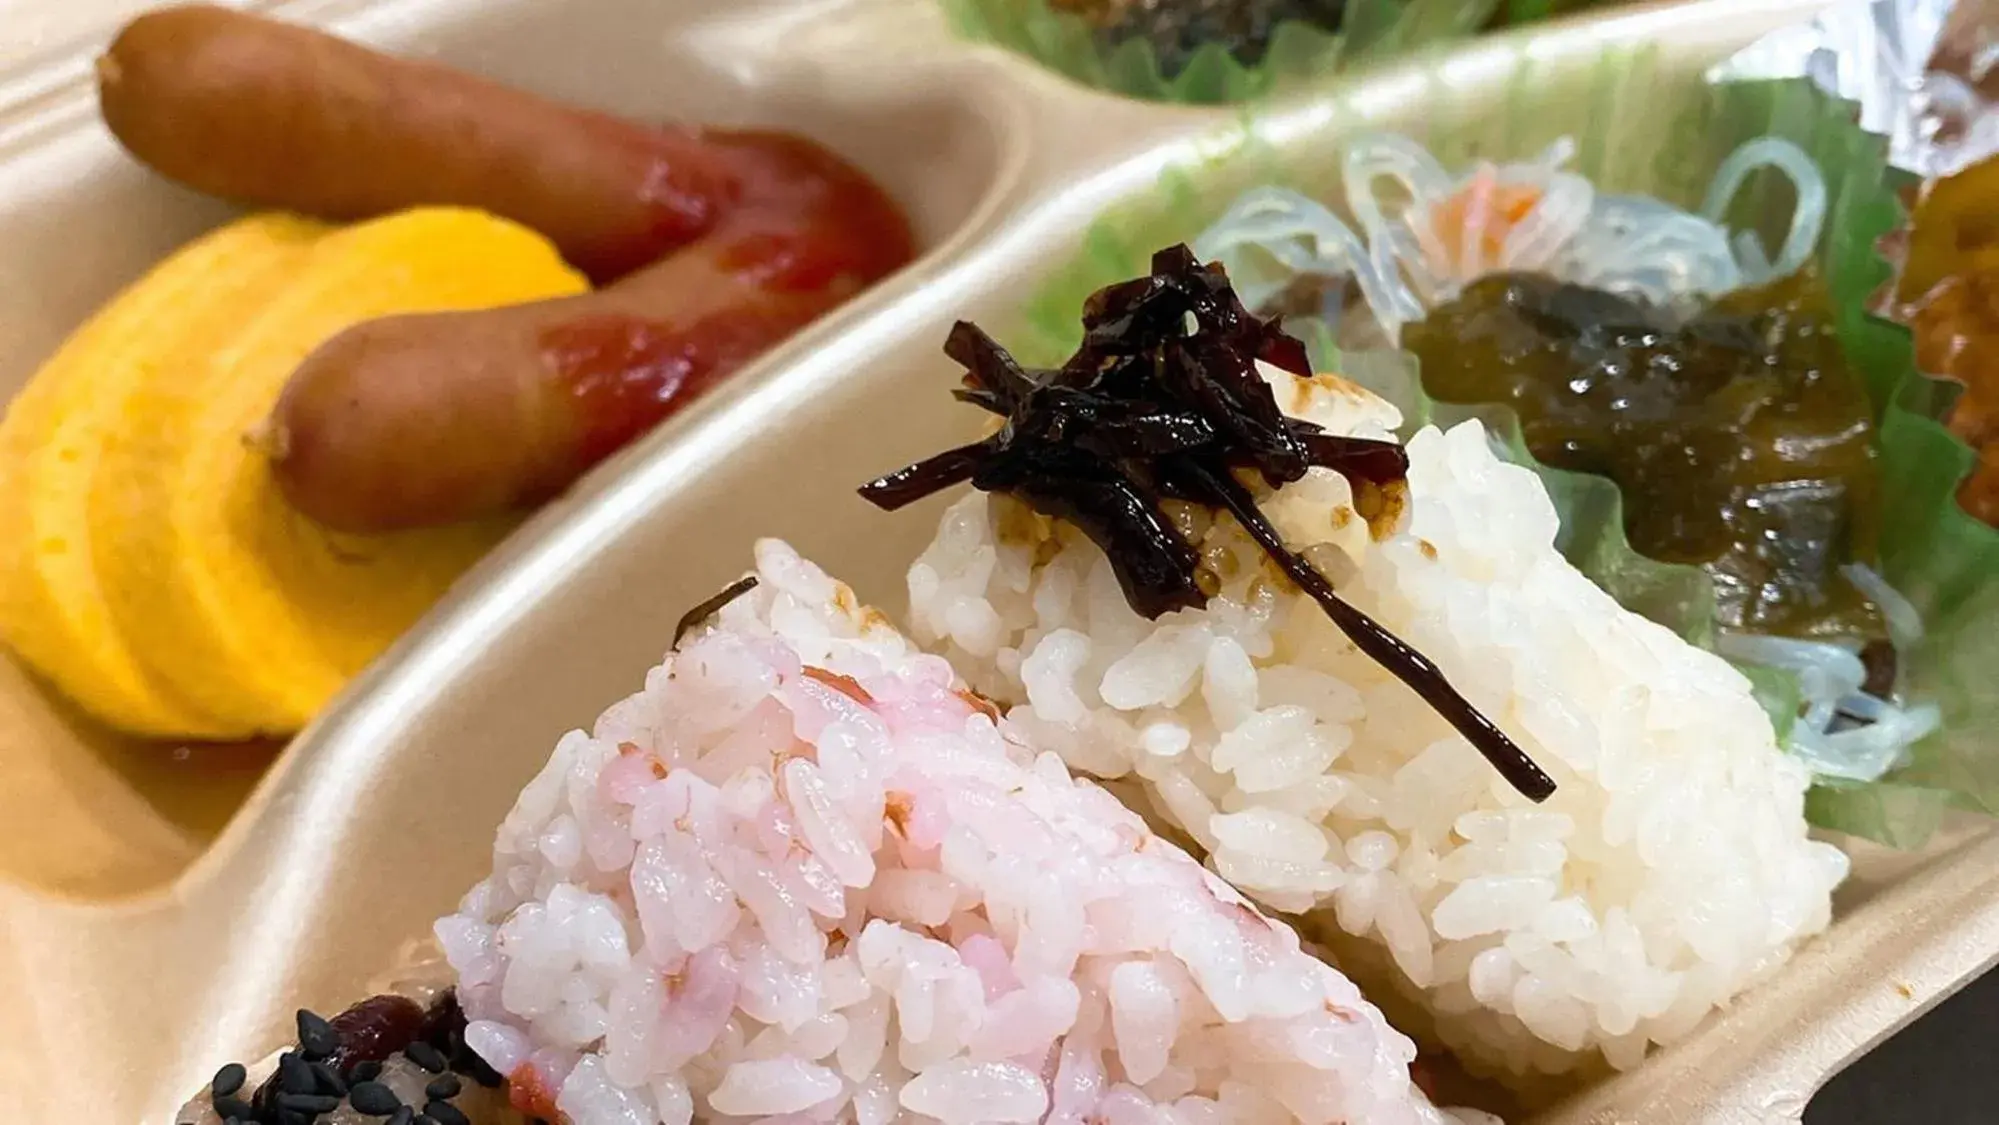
[1712,0,1999,177]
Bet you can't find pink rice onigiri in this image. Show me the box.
[435,540,1481,1125]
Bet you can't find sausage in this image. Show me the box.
[265,131,915,532]
[97,4,738,282]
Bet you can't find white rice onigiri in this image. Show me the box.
[905,365,1851,1078]
[435,540,1472,1125]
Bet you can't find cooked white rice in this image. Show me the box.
[436,540,1469,1125]
[905,366,1851,1078]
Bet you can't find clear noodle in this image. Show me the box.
[1341,135,1596,321]
[1192,132,1826,344]
[1715,628,1939,784]
[1192,186,1426,332]
[1546,195,1743,306]
[1698,135,1828,286]
[1843,563,1926,650]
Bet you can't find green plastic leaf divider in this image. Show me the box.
[935,0,1499,106]
[1498,0,1624,26]
[1005,46,1999,847]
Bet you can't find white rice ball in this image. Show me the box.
[437,539,1464,1124]
[904,367,1850,1078]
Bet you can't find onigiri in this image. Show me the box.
[905,363,1850,1078]
[434,539,1476,1124]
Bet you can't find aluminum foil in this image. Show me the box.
[1710,0,1999,177]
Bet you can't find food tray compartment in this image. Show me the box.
[0,0,1207,900]
[4,0,1995,1122]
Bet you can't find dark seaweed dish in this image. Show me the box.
[1406,269,1884,641]
[1052,0,1348,74]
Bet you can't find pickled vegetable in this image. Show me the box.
[1050,0,1346,75]
[1896,156,1999,527]
[1405,270,1883,639]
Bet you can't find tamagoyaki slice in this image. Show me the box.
[98,207,588,734]
[0,212,324,737]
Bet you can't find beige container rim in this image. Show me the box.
[2,1,1993,1123]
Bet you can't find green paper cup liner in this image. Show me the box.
[1008,45,1999,848]
[1494,0,1635,27]
[937,0,1499,105]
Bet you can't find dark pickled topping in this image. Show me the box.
[860,243,1555,802]
[1405,270,1884,639]
[672,575,761,648]
[1052,0,1346,76]
[1261,271,1351,323]
[325,994,428,1069]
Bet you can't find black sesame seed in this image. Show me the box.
[297,1010,339,1061]
[424,1101,468,1125]
[309,1060,347,1096]
[277,1051,317,1094]
[404,1041,447,1074]
[211,1062,248,1099]
[417,989,468,1050]
[350,1059,384,1083]
[387,1107,415,1125]
[453,1046,504,1089]
[415,1117,439,1125]
[212,1095,253,1120]
[423,1073,461,1101]
[278,1092,341,1114]
[348,1081,402,1116]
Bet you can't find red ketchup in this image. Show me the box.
[542,130,915,475]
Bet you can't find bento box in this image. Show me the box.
[1,0,1995,1121]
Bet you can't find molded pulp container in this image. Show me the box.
[0,0,1993,1121]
